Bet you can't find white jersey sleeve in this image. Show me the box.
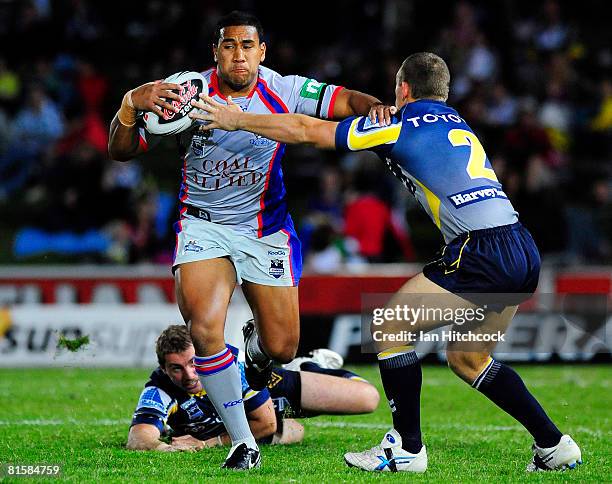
[263,69,345,119]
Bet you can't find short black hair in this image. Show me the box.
[214,11,264,44]
[398,53,450,101]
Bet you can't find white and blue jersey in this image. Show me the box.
[139,65,344,239]
[335,100,518,244]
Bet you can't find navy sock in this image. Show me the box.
[378,346,422,453]
[474,360,563,448]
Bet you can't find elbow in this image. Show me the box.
[125,438,144,451]
[125,440,138,451]
[108,146,132,162]
[126,427,156,451]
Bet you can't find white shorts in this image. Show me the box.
[173,217,302,286]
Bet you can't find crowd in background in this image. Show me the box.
[0,0,610,269]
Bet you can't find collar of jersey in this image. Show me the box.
[411,98,447,106]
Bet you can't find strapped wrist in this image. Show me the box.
[117,89,137,127]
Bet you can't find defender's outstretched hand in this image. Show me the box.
[368,102,398,126]
[189,94,243,131]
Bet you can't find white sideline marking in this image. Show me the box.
[0,418,130,426]
[1,419,606,437]
[308,421,521,431]
[307,421,609,437]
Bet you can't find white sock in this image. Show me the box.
[194,347,257,448]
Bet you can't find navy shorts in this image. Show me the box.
[423,222,541,306]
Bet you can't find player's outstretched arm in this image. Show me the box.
[108,81,182,161]
[127,423,204,452]
[190,95,338,150]
[127,423,174,451]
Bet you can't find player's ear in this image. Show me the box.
[212,44,218,63]
[402,81,411,101]
[260,42,266,63]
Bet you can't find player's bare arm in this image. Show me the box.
[190,95,338,149]
[127,423,186,452]
[108,81,182,161]
[247,398,278,440]
[332,88,397,126]
[127,398,277,451]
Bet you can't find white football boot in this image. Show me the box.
[526,434,582,471]
[344,429,427,473]
[283,348,344,371]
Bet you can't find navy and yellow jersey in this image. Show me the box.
[131,362,269,441]
[335,99,518,243]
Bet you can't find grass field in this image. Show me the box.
[0,365,609,482]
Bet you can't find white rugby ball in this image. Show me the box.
[144,71,208,135]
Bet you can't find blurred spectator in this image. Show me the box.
[344,169,414,263]
[465,33,498,83]
[10,84,63,154]
[534,0,569,52]
[565,179,612,263]
[486,83,518,127]
[0,84,63,198]
[504,105,562,170]
[306,166,344,225]
[0,1,609,266]
[303,216,346,274]
[76,60,108,113]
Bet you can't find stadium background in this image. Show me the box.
[0,1,610,481]
[0,0,610,363]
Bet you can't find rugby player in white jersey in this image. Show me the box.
[108,11,392,470]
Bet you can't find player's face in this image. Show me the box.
[214,25,266,92]
[163,345,203,394]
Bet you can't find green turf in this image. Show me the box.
[0,365,609,482]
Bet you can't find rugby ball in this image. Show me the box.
[144,71,208,135]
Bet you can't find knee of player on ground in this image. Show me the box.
[356,382,381,413]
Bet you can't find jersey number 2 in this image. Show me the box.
[448,129,498,182]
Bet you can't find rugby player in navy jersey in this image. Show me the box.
[127,325,379,452]
[190,52,582,473]
[108,11,393,469]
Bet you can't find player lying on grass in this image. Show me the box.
[127,325,379,452]
[189,52,582,473]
